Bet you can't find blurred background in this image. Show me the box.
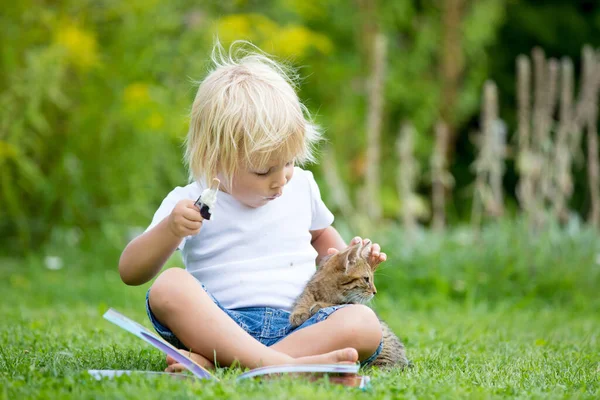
[2,0,600,309]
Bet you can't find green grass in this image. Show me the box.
[1,222,599,399]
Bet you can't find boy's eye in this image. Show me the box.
[254,161,293,176]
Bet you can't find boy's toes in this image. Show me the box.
[166,349,216,370]
[165,363,186,373]
[333,348,359,363]
[166,354,178,366]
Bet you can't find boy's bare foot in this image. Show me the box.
[293,348,358,365]
[166,347,359,373]
[165,350,215,373]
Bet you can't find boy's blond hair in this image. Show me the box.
[185,41,321,190]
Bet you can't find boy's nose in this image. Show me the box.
[273,170,288,188]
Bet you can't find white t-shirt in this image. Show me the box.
[145,167,334,311]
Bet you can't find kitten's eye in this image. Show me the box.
[364,277,370,284]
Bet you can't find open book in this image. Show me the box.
[89,308,370,389]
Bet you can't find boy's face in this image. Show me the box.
[223,159,295,208]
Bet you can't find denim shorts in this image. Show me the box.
[145,283,383,367]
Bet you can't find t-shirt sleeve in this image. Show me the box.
[144,187,189,250]
[304,169,335,231]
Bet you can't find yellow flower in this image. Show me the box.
[269,25,333,58]
[123,83,150,105]
[146,112,164,130]
[216,14,334,60]
[54,22,99,70]
[216,14,257,43]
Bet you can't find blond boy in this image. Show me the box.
[119,43,386,371]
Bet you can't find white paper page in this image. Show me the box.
[103,308,216,380]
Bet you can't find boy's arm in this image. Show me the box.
[119,198,202,286]
[118,217,182,286]
[310,226,346,265]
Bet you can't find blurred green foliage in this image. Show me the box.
[2,0,600,253]
[375,218,600,311]
[1,0,211,250]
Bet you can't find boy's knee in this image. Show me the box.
[345,304,380,326]
[149,268,193,313]
[339,305,382,351]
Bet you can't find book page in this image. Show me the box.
[238,363,359,379]
[103,308,216,380]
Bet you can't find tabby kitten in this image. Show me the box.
[290,240,409,369]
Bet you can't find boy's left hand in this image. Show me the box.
[327,236,386,268]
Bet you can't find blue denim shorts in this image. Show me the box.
[145,283,383,367]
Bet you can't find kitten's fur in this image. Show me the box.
[290,240,409,369]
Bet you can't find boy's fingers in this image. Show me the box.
[351,236,362,245]
[180,199,198,209]
[181,219,202,231]
[183,208,203,222]
[327,247,339,255]
[373,252,387,265]
[184,200,202,213]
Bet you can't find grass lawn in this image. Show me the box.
[1,224,599,399]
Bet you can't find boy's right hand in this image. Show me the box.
[168,199,204,238]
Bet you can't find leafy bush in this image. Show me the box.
[0,1,211,251]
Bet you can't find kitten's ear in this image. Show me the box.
[341,241,362,272]
[359,240,372,260]
[318,253,334,269]
[358,240,379,271]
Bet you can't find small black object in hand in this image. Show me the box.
[194,196,212,220]
[199,204,211,220]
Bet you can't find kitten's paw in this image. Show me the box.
[289,311,310,328]
[308,303,326,315]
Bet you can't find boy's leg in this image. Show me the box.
[149,268,358,369]
[269,305,383,361]
[165,306,382,372]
